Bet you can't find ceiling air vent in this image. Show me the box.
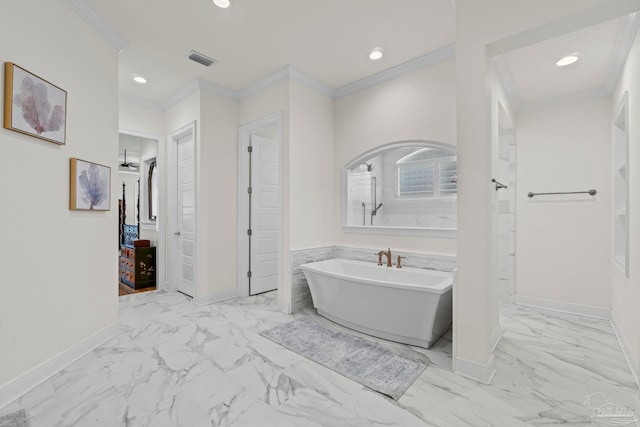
[188,50,216,67]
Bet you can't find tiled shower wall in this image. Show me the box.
[290,246,457,313]
[498,128,516,303]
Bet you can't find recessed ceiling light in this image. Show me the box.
[556,55,579,67]
[369,47,383,61]
[213,0,230,8]
[133,76,147,84]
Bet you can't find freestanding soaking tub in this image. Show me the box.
[300,258,453,348]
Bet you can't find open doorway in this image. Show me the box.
[491,13,637,317]
[118,131,162,296]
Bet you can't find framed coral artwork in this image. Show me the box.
[70,158,111,211]
[4,62,67,145]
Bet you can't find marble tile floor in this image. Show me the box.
[1,290,638,426]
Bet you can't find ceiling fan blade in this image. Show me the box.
[119,149,139,169]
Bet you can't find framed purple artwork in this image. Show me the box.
[70,158,111,211]
[4,62,67,145]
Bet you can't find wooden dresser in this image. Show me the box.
[119,246,156,290]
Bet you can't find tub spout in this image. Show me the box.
[376,248,392,267]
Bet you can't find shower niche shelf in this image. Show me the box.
[612,93,629,277]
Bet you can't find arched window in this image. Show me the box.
[343,141,457,235]
[396,148,457,198]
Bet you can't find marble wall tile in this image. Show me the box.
[498,128,516,303]
[290,246,336,313]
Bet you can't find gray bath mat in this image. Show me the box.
[260,319,427,399]
[0,410,30,427]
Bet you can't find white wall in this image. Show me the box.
[165,92,201,137]
[238,81,289,128]
[516,99,612,309]
[289,80,335,249]
[612,25,640,380]
[334,61,457,255]
[119,101,164,137]
[198,91,239,298]
[0,0,119,385]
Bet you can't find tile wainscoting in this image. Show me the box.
[290,246,456,313]
[290,246,335,313]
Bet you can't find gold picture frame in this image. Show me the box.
[4,62,67,145]
[70,158,111,211]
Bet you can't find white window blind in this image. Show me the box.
[397,155,457,198]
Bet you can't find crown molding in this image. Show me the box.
[287,66,335,98]
[605,12,640,94]
[121,45,457,111]
[66,0,127,54]
[236,66,291,100]
[197,78,239,101]
[334,44,455,98]
[519,87,610,113]
[161,80,200,111]
[133,65,336,111]
[236,65,334,99]
[491,55,521,111]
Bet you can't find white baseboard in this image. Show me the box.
[611,314,640,389]
[0,321,120,410]
[194,289,238,306]
[491,324,503,352]
[280,300,292,314]
[515,295,610,320]
[454,354,496,385]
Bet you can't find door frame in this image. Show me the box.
[237,112,283,297]
[119,129,167,291]
[167,121,197,295]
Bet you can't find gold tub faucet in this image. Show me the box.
[375,248,392,267]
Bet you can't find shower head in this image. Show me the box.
[362,162,375,172]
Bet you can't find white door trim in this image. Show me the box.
[237,112,282,297]
[168,121,197,295]
[119,129,167,290]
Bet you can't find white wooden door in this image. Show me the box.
[249,135,280,295]
[176,133,196,297]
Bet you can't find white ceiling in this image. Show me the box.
[75,1,638,110]
[83,0,455,104]
[503,17,622,106]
